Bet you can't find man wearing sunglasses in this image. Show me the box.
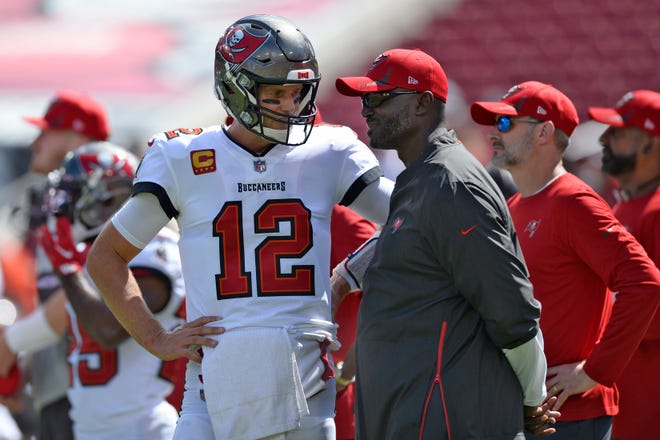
[471,81,660,440]
[332,48,556,439]
[588,90,660,440]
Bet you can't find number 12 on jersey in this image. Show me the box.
[213,199,315,299]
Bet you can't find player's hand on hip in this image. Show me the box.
[545,360,597,410]
[154,316,224,362]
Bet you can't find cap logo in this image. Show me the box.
[537,106,548,116]
[408,76,419,85]
[502,84,524,100]
[644,118,655,131]
[219,25,268,64]
[72,119,85,132]
[616,91,635,109]
[368,53,388,72]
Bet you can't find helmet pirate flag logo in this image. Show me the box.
[219,25,269,64]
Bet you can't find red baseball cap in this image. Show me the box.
[335,48,448,102]
[23,90,110,141]
[588,90,660,137]
[471,81,579,136]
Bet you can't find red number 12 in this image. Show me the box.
[213,199,314,299]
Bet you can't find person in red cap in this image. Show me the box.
[0,89,112,440]
[332,48,556,439]
[24,90,110,174]
[471,82,660,440]
[588,90,660,440]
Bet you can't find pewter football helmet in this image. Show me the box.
[214,14,321,145]
[45,141,137,240]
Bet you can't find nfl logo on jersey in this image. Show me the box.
[254,160,267,173]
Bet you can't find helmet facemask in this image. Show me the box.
[75,173,133,231]
[44,142,137,242]
[214,15,321,146]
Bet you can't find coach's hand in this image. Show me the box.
[524,396,560,436]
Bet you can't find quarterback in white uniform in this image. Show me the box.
[87,14,392,440]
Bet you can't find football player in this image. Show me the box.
[87,14,393,440]
[9,142,186,439]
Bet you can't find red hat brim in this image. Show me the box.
[22,116,49,129]
[470,101,520,125]
[587,107,625,127]
[335,77,397,96]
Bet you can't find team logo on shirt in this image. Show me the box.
[524,219,541,238]
[391,216,404,233]
[190,149,216,175]
[254,160,267,173]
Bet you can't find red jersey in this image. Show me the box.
[507,173,660,422]
[611,187,660,440]
[330,205,377,440]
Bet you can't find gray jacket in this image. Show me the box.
[356,128,540,440]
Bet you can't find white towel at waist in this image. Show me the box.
[201,327,308,440]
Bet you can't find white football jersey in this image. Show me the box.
[66,228,185,438]
[133,124,382,333]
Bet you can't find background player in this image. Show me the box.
[0,90,111,440]
[20,142,185,439]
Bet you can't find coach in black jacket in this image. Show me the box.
[332,48,556,439]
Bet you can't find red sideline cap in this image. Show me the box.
[588,90,660,137]
[336,48,448,102]
[23,90,110,141]
[471,81,579,136]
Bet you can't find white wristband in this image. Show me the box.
[4,307,61,354]
[332,230,380,293]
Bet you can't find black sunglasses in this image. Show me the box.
[496,115,544,133]
[361,91,419,109]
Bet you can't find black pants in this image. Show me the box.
[527,416,612,440]
[39,397,73,440]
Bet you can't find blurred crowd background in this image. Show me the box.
[1,0,658,213]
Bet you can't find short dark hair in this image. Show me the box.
[554,129,570,151]
[433,98,446,127]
